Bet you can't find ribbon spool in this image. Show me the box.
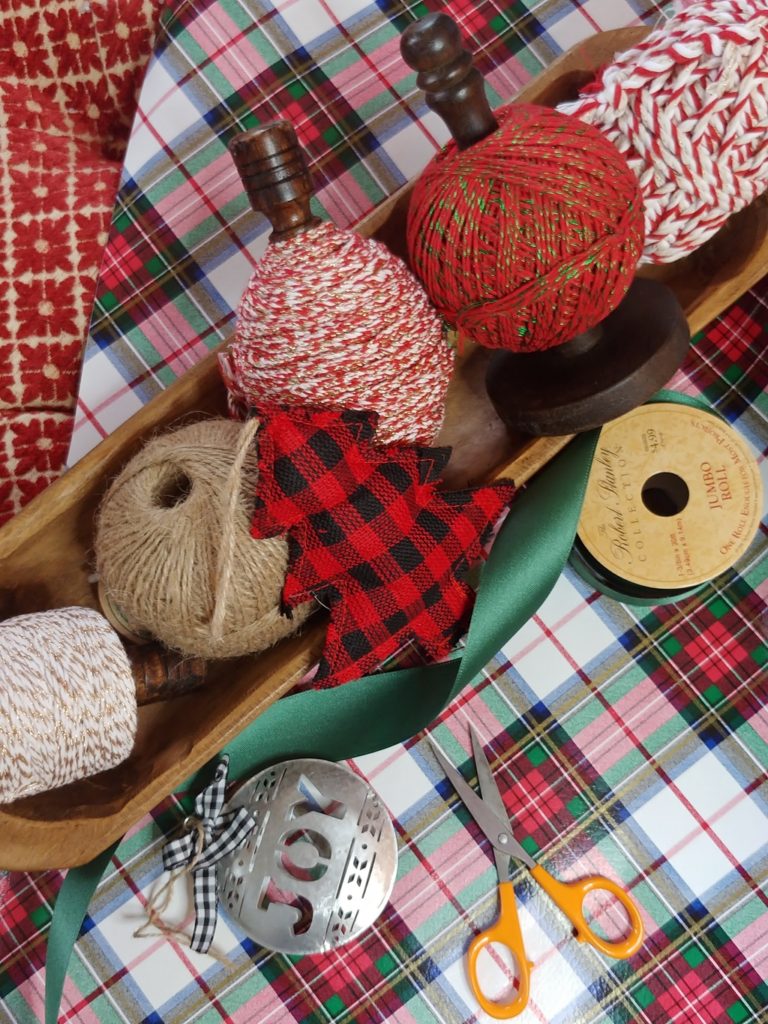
[400,13,691,435]
[571,401,764,604]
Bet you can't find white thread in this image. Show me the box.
[0,607,137,803]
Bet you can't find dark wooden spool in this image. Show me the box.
[128,643,208,706]
[401,12,691,435]
[97,575,209,704]
[229,121,321,241]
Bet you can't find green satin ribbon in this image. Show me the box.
[46,429,601,1024]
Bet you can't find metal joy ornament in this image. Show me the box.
[217,758,398,954]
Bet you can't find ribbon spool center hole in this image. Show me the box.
[641,472,689,518]
[154,470,193,508]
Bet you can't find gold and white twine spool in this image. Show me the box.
[0,607,137,803]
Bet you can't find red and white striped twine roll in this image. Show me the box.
[559,0,768,264]
[219,221,454,446]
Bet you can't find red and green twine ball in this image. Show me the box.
[406,104,646,353]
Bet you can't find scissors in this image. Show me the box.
[430,726,644,1018]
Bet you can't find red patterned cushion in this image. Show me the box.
[0,0,164,526]
[250,406,516,687]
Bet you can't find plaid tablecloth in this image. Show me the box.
[2,2,767,1023]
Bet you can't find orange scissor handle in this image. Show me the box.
[466,881,533,1019]
[530,864,644,959]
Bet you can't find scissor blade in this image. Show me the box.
[469,725,514,881]
[430,740,536,869]
[470,724,508,823]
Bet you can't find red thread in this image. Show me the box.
[406,104,645,353]
[220,221,454,446]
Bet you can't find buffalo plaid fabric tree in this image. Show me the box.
[249,406,517,687]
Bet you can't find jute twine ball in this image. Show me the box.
[219,221,454,445]
[405,103,645,353]
[95,418,311,660]
[559,0,768,264]
[0,607,137,803]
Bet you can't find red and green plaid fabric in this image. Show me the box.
[249,405,515,686]
[3,284,767,1015]
[2,2,767,1023]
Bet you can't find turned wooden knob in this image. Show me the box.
[400,12,498,150]
[229,120,321,241]
[127,642,208,705]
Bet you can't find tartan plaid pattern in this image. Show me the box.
[3,1,767,1023]
[249,406,515,686]
[1,289,764,1024]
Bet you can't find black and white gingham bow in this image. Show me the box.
[162,755,256,953]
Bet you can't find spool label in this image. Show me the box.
[578,403,763,589]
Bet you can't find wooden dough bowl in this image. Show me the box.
[1,27,766,870]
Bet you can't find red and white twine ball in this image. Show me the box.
[220,221,454,446]
[559,0,768,264]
